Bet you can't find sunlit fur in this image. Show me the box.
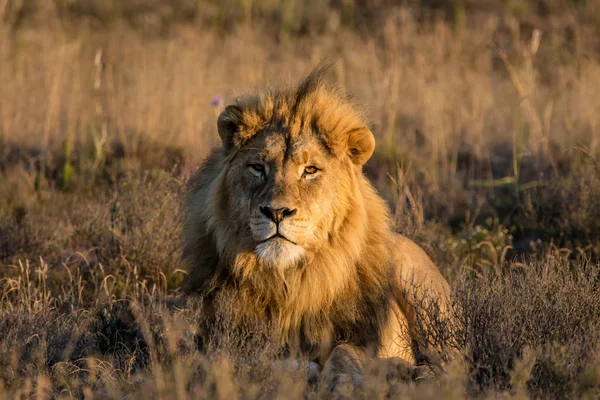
[182,67,452,366]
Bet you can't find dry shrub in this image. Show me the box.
[0,213,44,264]
[73,170,185,286]
[517,165,600,255]
[455,254,600,398]
[0,170,185,293]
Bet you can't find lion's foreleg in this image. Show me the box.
[320,344,366,395]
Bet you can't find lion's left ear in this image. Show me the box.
[217,105,243,151]
[347,128,375,166]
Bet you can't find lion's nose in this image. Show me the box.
[259,206,297,224]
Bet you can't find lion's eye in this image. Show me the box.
[304,166,319,175]
[248,163,266,176]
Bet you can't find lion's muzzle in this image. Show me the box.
[250,204,306,268]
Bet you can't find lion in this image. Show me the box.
[182,66,454,389]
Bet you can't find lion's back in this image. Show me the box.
[392,234,450,300]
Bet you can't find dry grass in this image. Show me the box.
[1,1,600,398]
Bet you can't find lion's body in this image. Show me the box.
[182,67,452,378]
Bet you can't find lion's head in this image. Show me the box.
[204,67,382,273]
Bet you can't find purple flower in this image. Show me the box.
[211,96,223,108]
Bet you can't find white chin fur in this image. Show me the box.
[255,239,305,269]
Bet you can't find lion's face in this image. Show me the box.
[224,130,354,269]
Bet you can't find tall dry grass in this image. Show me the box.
[1,1,600,398]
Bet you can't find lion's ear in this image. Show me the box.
[347,128,375,166]
[217,105,243,150]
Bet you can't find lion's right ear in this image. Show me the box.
[217,105,243,151]
[347,128,375,166]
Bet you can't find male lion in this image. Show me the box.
[182,67,453,387]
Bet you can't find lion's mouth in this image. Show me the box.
[260,232,297,245]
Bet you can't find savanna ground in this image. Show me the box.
[1,0,600,398]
